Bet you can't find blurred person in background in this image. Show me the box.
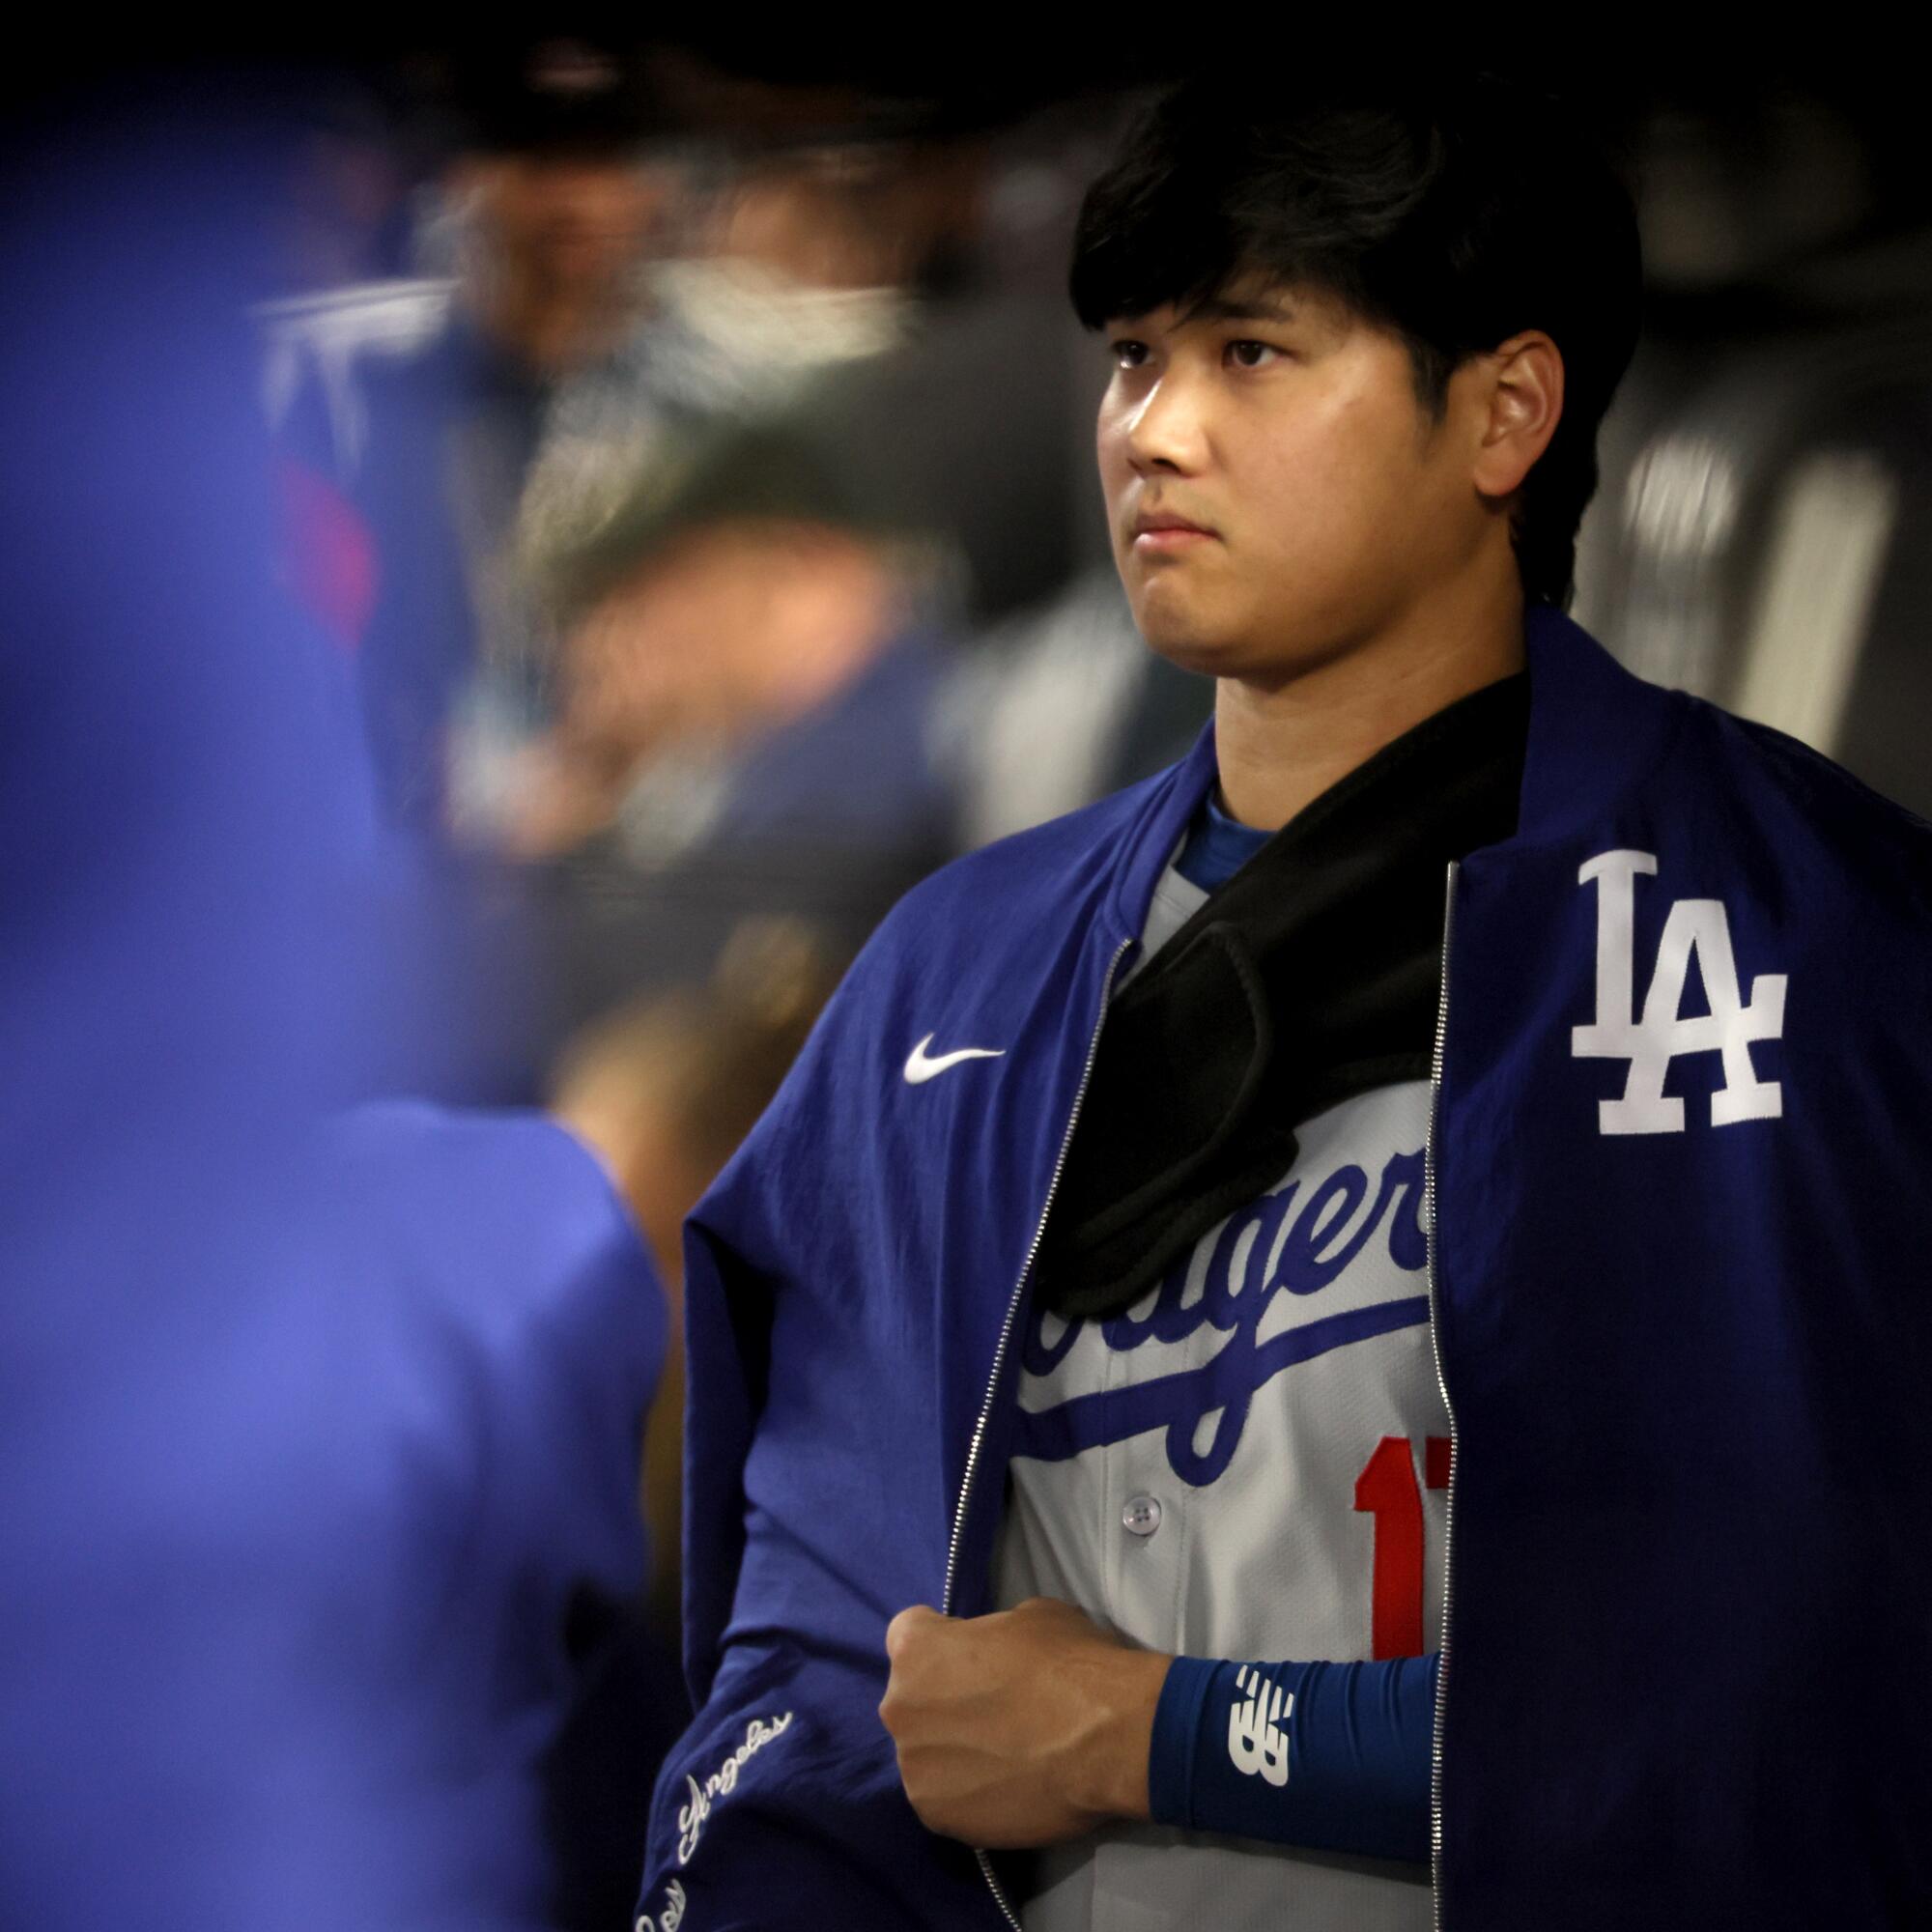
[269,40,696,1103]
[0,74,677,1932]
[745,105,1103,634]
[639,132,921,399]
[271,49,1126,1096]
[279,78,426,295]
[274,47,987,843]
[275,37,682,829]
[504,415,965,1029]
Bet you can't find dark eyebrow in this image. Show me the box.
[1179,294,1298,327]
[1099,294,1299,334]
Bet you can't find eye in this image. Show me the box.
[1226,339,1282,370]
[1109,338,1151,370]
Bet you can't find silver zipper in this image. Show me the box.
[941,934,1134,1931]
[1424,859,1460,1932]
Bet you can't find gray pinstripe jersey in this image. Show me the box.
[993,860,1448,1931]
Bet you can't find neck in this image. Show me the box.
[1212,566,1528,833]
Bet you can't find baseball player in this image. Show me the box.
[635,68,1932,1932]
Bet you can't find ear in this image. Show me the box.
[1470,330,1565,500]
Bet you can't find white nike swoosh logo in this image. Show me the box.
[903,1034,1007,1084]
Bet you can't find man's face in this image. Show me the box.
[564,526,803,756]
[1097,279,1491,684]
[469,151,663,296]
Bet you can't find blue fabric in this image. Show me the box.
[707,626,955,849]
[1174,788,1273,893]
[293,315,525,823]
[1149,1654,1438,1863]
[0,91,668,1928]
[2,1100,667,1932]
[642,606,1932,1932]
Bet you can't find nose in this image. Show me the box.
[1121,367,1208,478]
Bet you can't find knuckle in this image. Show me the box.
[898,1766,940,1829]
[884,1605,930,1659]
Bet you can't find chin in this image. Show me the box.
[1133,572,1378,685]
[1140,629,1239,679]
[1129,586,1246,676]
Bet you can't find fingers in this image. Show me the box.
[885,1604,943,1661]
[880,1607,941,1744]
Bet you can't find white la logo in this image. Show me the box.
[1227,1665,1291,1787]
[1571,849,1786,1135]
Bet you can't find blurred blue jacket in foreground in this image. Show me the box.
[0,80,664,1930]
[2,1107,663,1931]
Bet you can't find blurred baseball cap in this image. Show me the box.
[538,407,930,622]
[457,36,664,156]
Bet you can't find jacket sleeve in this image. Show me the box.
[679,1203,778,1708]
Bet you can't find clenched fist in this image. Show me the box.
[878,1596,1173,1848]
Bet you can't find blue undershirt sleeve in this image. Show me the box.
[1147,1653,1439,1864]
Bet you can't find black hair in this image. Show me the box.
[1069,71,1643,608]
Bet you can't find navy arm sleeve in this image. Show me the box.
[1147,1653,1439,1864]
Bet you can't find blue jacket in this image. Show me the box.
[0,1099,666,1932]
[639,609,1932,1931]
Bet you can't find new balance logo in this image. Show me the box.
[1228,1664,1292,1787]
[1571,849,1786,1135]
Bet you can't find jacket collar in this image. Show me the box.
[1103,607,1685,939]
[1510,605,1686,854]
[1102,715,1220,945]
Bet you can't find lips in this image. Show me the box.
[1129,505,1218,552]
[1131,514,1218,555]
[1132,509,1214,537]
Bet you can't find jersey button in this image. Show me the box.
[1122,1493,1162,1538]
